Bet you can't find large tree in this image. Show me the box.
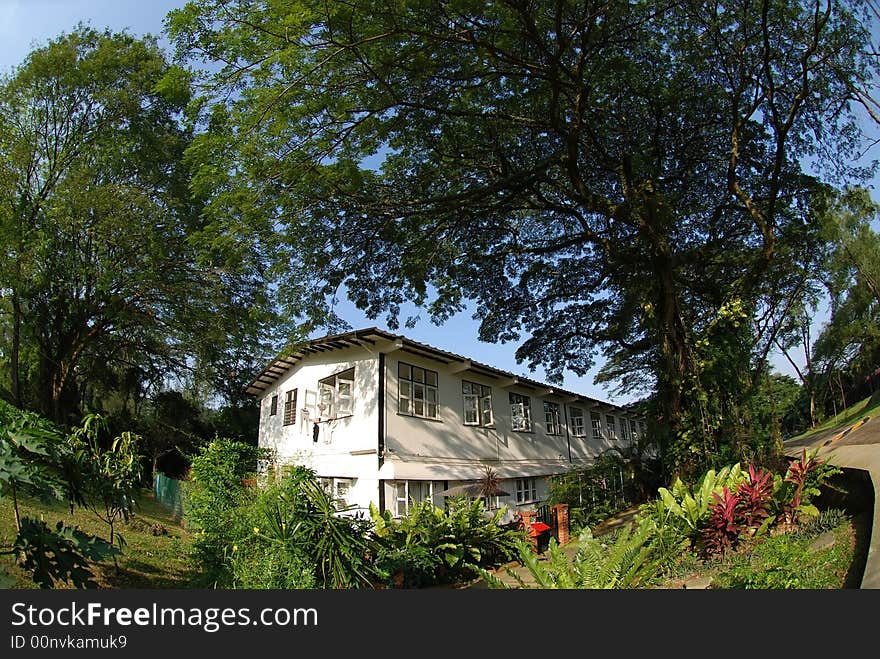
[0,26,280,424]
[169,0,879,477]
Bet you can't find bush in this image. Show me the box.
[370,497,523,587]
[184,438,272,587]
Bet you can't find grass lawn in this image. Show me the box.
[787,392,880,443]
[1,488,197,589]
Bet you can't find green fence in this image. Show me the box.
[153,472,186,521]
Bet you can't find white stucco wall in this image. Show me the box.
[382,352,636,481]
[257,346,381,512]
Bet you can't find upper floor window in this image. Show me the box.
[591,412,602,440]
[398,362,439,419]
[621,419,632,442]
[543,401,561,435]
[318,368,354,419]
[509,392,532,432]
[631,419,640,440]
[283,389,297,426]
[462,381,493,426]
[606,414,618,440]
[570,407,585,437]
[269,394,278,416]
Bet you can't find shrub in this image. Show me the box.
[700,487,741,557]
[797,507,848,537]
[482,523,658,589]
[0,401,117,588]
[185,438,273,587]
[736,464,774,531]
[370,497,522,587]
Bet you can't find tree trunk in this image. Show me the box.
[10,291,22,408]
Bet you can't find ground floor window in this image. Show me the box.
[320,477,355,509]
[515,477,538,504]
[393,480,436,517]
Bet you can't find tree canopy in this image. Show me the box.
[169,0,876,480]
[0,25,282,426]
[167,0,880,476]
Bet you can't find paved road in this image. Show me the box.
[784,408,880,589]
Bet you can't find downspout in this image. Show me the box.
[563,404,572,463]
[378,351,386,513]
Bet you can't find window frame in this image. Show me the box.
[283,389,297,426]
[591,412,602,440]
[269,394,278,416]
[462,380,493,427]
[570,406,585,437]
[509,392,532,432]
[318,368,355,420]
[515,477,538,504]
[543,400,562,436]
[393,480,435,517]
[606,414,618,440]
[398,362,440,420]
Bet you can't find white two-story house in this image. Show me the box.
[246,328,645,518]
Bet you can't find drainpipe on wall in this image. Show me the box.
[563,405,572,463]
[378,351,386,514]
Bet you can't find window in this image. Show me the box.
[631,419,640,440]
[302,389,317,424]
[462,381,493,426]
[621,419,632,442]
[319,477,354,510]
[544,401,561,435]
[509,392,532,431]
[515,478,537,504]
[398,362,439,419]
[318,368,354,419]
[591,412,602,440]
[283,389,297,426]
[393,480,435,517]
[570,407,585,437]
[269,394,278,416]
[606,414,618,440]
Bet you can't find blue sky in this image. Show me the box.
[2,0,874,405]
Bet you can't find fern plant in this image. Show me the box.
[482,523,658,589]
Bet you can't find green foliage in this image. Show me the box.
[485,524,658,589]
[10,518,118,589]
[710,519,855,590]
[187,442,376,589]
[68,414,144,550]
[185,438,272,586]
[169,0,880,483]
[549,451,659,531]
[798,508,848,537]
[0,25,283,425]
[0,400,118,588]
[653,463,746,536]
[774,449,840,526]
[370,497,522,587]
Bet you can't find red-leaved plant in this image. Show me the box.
[736,464,774,530]
[781,449,821,527]
[701,487,741,558]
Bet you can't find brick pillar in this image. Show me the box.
[551,504,570,545]
[518,510,539,553]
